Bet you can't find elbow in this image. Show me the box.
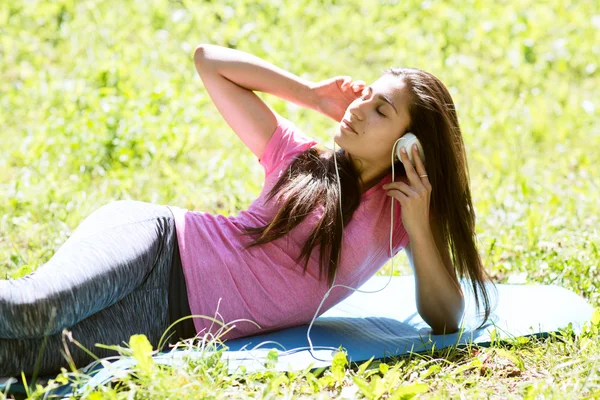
[194,44,207,64]
[431,322,460,336]
[194,44,217,65]
[423,314,461,335]
[193,45,221,76]
[426,298,465,336]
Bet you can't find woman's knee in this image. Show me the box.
[1,276,83,339]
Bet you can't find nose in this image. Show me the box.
[348,88,375,120]
[347,101,365,121]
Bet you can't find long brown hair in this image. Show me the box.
[241,67,497,328]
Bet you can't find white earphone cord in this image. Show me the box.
[305,136,404,362]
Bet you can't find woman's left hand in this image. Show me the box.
[382,144,432,237]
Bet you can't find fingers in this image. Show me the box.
[385,181,416,196]
[351,81,365,94]
[399,146,424,188]
[411,144,432,189]
[351,80,366,91]
[384,144,432,206]
[340,76,366,93]
[410,144,424,173]
[340,76,353,90]
[400,144,432,192]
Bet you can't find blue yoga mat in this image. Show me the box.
[1,275,594,397]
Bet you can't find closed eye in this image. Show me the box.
[361,87,387,117]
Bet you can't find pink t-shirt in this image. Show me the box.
[167,115,415,341]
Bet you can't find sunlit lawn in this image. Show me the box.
[1,0,600,398]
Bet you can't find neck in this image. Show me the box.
[355,161,391,195]
[345,152,390,195]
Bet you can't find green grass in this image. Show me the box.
[1,0,600,398]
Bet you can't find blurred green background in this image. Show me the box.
[1,0,599,313]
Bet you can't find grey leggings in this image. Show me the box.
[0,200,189,377]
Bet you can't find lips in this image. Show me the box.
[341,118,358,134]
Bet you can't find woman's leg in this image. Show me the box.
[0,200,178,376]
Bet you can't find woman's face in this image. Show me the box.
[334,74,412,173]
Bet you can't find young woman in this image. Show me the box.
[0,44,495,377]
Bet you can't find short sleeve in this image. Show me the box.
[258,114,318,177]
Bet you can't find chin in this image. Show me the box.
[332,131,343,147]
[333,138,349,153]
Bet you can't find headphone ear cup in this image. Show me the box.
[396,132,426,166]
[395,132,414,162]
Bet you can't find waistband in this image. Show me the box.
[167,227,196,342]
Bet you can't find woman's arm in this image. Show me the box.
[193,44,318,159]
[195,44,318,111]
[404,216,465,335]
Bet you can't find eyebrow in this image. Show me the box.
[368,86,398,115]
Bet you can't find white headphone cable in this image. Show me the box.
[305,135,404,362]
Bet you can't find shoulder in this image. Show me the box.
[258,113,319,177]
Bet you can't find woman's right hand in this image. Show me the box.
[310,76,366,123]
